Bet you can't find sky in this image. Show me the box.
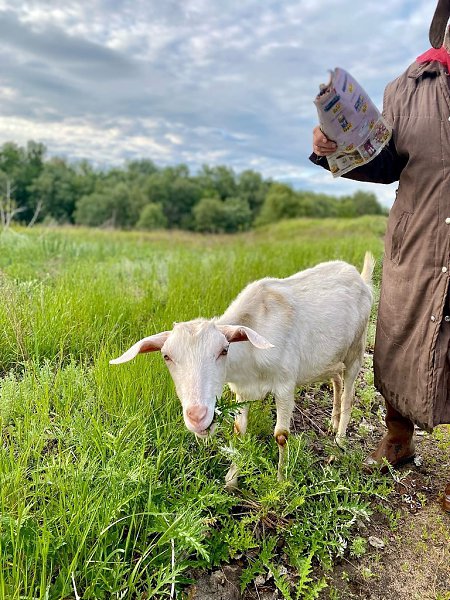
[0,0,438,206]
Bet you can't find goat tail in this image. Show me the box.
[360,251,375,285]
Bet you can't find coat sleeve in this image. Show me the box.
[309,79,406,184]
[309,137,405,184]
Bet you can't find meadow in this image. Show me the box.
[0,217,393,599]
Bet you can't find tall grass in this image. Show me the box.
[0,218,388,599]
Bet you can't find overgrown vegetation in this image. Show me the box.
[0,141,386,233]
[0,218,393,598]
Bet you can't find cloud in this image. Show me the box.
[0,0,437,205]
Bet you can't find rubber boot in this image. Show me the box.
[364,400,415,473]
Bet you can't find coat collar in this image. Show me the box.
[408,60,445,79]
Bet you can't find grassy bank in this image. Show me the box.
[0,217,391,599]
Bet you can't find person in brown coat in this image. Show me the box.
[310,0,450,512]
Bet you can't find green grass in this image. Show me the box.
[0,217,391,599]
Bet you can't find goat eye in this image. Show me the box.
[220,347,229,356]
[163,354,171,362]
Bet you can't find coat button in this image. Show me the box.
[446,217,450,224]
[431,315,436,322]
[442,266,448,273]
[445,316,450,322]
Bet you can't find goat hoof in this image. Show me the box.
[276,433,288,447]
[225,479,239,493]
[225,464,240,492]
[335,435,347,450]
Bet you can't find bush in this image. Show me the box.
[137,203,168,230]
[222,196,252,232]
[74,183,147,228]
[257,185,386,225]
[193,197,226,233]
[194,196,252,233]
[255,183,299,225]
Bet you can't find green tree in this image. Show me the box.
[0,139,386,231]
[75,182,146,228]
[255,183,299,225]
[165,177,201,229]
[336,191,385,218]
[237,170,269,218]
[295,192,339,218]
[137,203,168,230]
[125,159,159,180]
[28,158,81,223]
[196,165,238,200]
[193,196,252,233]
[351,191,384,216]
[74,191,112,227]
[336,196,357,218]
[193,197,227,233]
[144,166,201,229]
[0,141,46,221]
[222,196,252,232]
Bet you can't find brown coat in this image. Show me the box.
[312,60,450,429]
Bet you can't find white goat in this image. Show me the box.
[111,253,374,488]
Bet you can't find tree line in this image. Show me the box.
[0,141,387,233]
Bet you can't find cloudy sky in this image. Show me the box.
[0,0,438,205]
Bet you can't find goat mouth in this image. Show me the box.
[195,421,216,439]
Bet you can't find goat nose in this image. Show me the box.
[187,405,208,424]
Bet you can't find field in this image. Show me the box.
[0,216,439,599]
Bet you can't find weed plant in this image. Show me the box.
[0,218,391,598]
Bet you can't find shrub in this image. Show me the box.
[137,203,168,230]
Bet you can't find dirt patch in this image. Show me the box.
[321,429,450,600]
[185,565,242,600]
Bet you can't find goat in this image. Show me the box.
[110,252,374,488]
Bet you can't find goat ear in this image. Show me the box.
[218,325,274,349]
[110,331,171,364]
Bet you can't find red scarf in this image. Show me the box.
[416,47,450,72]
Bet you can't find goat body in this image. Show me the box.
[111,253,374,487]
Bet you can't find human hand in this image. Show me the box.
[312,126,337,156]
